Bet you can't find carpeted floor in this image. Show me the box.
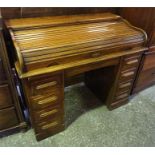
[0,83,155,147]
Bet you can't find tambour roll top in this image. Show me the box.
[5,13,147,76]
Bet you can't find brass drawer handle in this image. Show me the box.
[122,71,135,77]
[36,81,57,90]
[126,59,138,65]
[40,109,58,118]
[38,95,58,105]
[41,121,58,130]
[119,82,132,88]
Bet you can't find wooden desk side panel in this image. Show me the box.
[132,47,155,93]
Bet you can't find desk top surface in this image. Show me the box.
[5,13,147,78]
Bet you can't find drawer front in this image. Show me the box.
[29,73,63,96]
[142,53,155,71]
[120,68,137,82]
[33,106,62,122]
[0,107,19,130]
[0,58,7,83]
[117,80,133,93]
[34,116,63,133]
[110,97,128,109]
[0,84,13,109]
[30,89,63,110]
[115,90,130,101]
[122,53,141,70]
[35,123,65,141]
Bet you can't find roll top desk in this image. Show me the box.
[5,13,147,141]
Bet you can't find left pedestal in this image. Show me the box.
[22,71,65,141]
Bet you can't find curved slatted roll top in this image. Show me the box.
[5,13,147,75]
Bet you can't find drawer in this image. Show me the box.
[29,73,63,96]
[117,80,133,93]
[115,90,130,101]
[0,84,13,109]
[33,106,62,122]
[142,53,155,71]
[34,116,63,133]
[0,107,19,130]
[122,53,141,70]
[30,89,63,110]
[35,123,65,141]
[0,58,7,84]
[110,97,128,109]
[120,68,137,82]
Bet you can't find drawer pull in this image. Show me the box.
[40,109,58,118]
[41,121,58,130]
[122,71,135,77]
[38,95,58,105]
[126,59,138,65]
[119,82,132,88]
[36,81,57,90]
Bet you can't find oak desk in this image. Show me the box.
[5,13,147,141]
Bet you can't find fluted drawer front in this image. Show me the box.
[122,53,141,70]
[33,106,62,122]
[31,89,63,110]
[116,80,133,95]
[115,91,130,100]
[111,97,128,108]
[120,68,137,82]
[29,74,62,96]
[34,116,63,133]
